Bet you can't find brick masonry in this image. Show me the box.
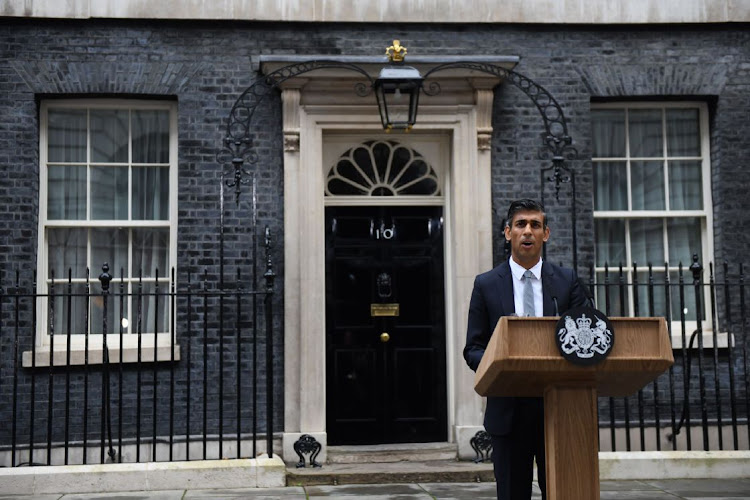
[0,19,749,454]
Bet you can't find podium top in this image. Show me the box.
[474,316,674,398]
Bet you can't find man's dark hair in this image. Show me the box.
[505,199,547,228]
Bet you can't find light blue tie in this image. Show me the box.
[523,270,536,317]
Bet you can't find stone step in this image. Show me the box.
[327,442,459,464]
[286,459,495,486]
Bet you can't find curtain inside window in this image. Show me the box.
[594,219,626,266]
[133,228,169,332]
[592,109,626,158]
[48,165,86,220]
[593,161,627,211]
[133,110,169,163]
[48,110,86,163]
[133,166,169,220]
[628,109,663,158]
[669,160,702,210]
[90,110,128,163]
[45,106,171,336]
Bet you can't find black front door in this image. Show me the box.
[325,206,447,445]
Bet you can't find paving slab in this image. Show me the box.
[305,483,433,498]
[600,491,685,500]
[600,480,662,491]
[60,493,184,500]
[644,478,750,497]
[184,487,307,499]
[416,481,502,499]
[598,480,678,500]
[0,496,62,500]
[1,478,750,500]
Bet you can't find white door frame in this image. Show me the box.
[277,74,502,461]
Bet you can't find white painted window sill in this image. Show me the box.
[670,330,733,350]
[22,345,181,368]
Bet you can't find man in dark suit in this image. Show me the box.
[463,199,589,500]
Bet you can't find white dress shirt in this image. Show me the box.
[509,257,544,317]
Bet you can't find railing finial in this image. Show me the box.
[99,262,112,293]
[689,254,703,284]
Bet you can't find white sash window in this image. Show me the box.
[35,100,178,361]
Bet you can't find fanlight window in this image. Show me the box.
[325,140,440,196]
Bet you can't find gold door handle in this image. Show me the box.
[380,332,390,343]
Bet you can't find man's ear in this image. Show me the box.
[543,226,550,242]
[504,225,511,241]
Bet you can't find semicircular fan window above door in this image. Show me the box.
[325,140,441,197]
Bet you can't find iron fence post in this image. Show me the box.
[690,255,709,451]
[264,227,276,458]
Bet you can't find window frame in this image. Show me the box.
[34,99,179,361]
[591,101,719,346]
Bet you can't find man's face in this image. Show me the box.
[504,209,550,269]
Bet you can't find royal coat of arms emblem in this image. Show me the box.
[555,306,615,366]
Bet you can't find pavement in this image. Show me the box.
[2,479,750,500]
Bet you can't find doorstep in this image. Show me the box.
[287,459,495,486]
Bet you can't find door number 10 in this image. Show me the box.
[372,220,395,240]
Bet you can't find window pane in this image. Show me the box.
[635,271,667,317]
[48,228,87,279]
[90,288,125,335]
[91,228,129,277]
[130,283,169,333]
[631,161,665,210]
[629,109,663,157]
[666,108,700,157]
[372,141,390,183]
[630,219,665,265]
[669,160,702,210]
[591,109,626,157]
[133,110,170,163]
[593,161,627,211]
[91,166,128,220]
[49,283,88,335]
[595,219,626,266]
[133,228,169,278]
[133,167,169,220]
[48,110,86,163]
[669,270,703,322]
[48,165,86,220]
[595,270,629,317]
[90,109,128,163]
[667,217,702,266]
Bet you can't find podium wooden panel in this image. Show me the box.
[474,316,673,500]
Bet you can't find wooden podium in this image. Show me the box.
[474,317,673,500]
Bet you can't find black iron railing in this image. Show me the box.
[0,259,276,467]
[0,256,747,465]
[590,258,749,452]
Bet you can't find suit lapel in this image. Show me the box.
[495,260,515,316]
[542,261,556,316]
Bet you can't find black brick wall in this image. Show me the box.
[1,18,749,452]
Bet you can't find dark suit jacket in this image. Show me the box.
[463,259,589,435]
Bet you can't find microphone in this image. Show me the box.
[542,279,560,316]
[577,276,595,308]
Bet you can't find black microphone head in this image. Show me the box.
[577,276,595,307]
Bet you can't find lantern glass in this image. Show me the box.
[374,65,423,131]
